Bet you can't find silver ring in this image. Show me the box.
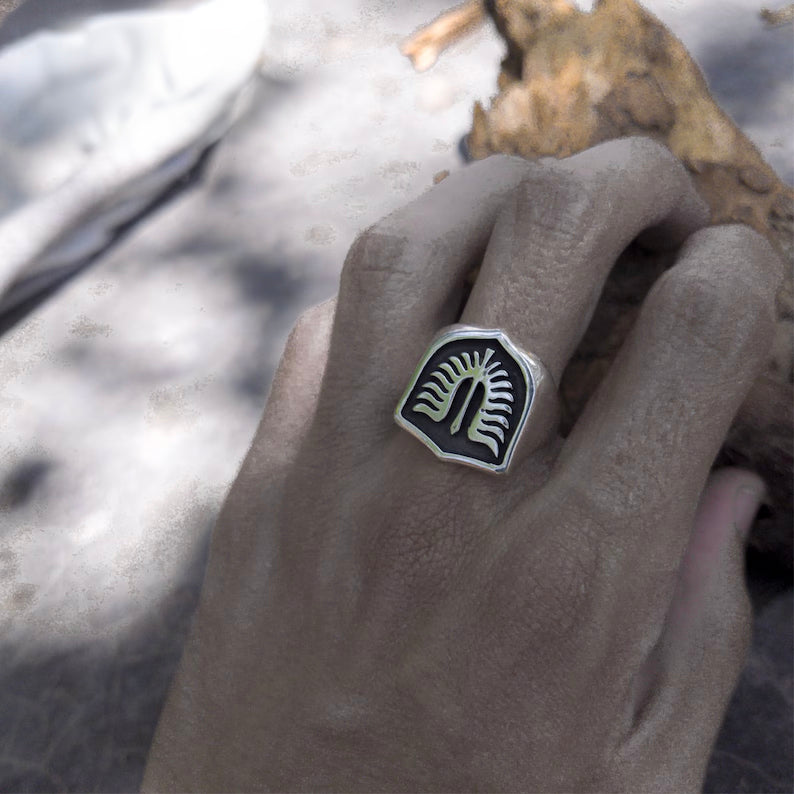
[394,325,559,474]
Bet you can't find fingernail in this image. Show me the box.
[733,482,766,540]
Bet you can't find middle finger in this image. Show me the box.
[460,137,710,387]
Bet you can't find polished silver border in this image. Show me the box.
[394,325,549,474]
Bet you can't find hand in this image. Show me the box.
[142,137,781,792]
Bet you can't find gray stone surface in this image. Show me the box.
[707,586,794,793]
[0,1,791,791]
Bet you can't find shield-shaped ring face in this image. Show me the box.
[394,328,535,473]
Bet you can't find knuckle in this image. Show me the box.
[512,164,602,252]
[646,240,775,354]
[281,299,337,377]
[290,297,335,343]
[622,135,684,178]
[581,136,681,188]
[681,224,783,297]
[339,224,414,295]
[650,265,732,320]
[557,136,684,197]
[529,158,599,200]
[294,296,334,329]
[688,222,779,262]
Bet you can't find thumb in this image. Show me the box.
[624,468,764,789]
[665,466,764,639]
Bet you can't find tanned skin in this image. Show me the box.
[143,138,779,792]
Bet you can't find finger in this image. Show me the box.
[618,468,760,790]
[460,137,710,385]
[248,295,337,473]
[143,296,338,791]
[550,224,781,634]
[321,154,533,435]
[208,296,336,574]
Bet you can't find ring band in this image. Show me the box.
[394,325,559,474]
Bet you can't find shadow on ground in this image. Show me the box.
[0,505,213,792]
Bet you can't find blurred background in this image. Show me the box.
[0,0,790,790]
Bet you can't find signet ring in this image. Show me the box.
[394,325,560,474]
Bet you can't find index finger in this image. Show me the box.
[324,154,533,423]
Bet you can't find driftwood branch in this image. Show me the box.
[760,3,794,26]
[400,0,486,72]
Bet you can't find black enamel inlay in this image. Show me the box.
[400,337,531,467]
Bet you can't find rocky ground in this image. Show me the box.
[0,1,790,790]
